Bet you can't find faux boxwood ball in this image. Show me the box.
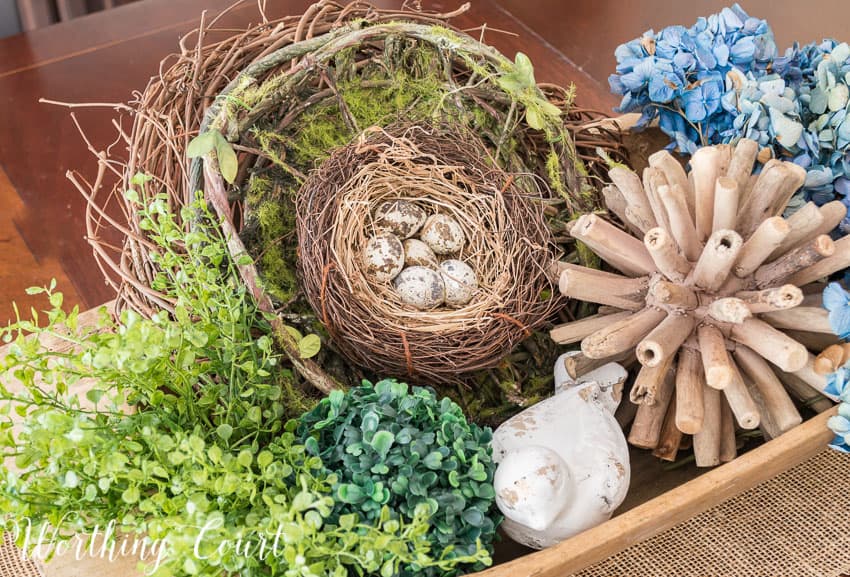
[296,380,499,577]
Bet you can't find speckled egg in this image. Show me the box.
[403,238,439,268]
[419,214,465,255]
[361,233,405,282]
[373,200,427,239]
[440,259,478,307]
[393,266,445,310]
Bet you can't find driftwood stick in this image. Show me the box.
[734,345,802,436]
[582,307,666,359]
[647,278,698,310]
[715,144,734,176]
[693,385,721,467]
[786,235,850,287]
[784,329,839,353]
[628,361,675,448]
[760,307,832,333]
[691,146,721,242]
[725,138,759,193]
[737,160,797,236]
[698,324,735,389]
[608,166,657,233]
[729,317,808,372]
[658,184,701,261]
[791,354,839,401]
[735,285,803,314]
[811,200,848,238]
[770,202,823,258]
[644,227,691,282]
[733,217,790,278]
[719,399,738,462]
[814,344,849,375]
[630,351,675,405]
[712,177,739,233]
[637,313,694,367]
[559,267,647,310]
[723,362,761,429]
[649,149,694,219]
[571,214,656,277]
[754,234,835,288]
[643,166,672,233]
[770,162,807,216]
[707,297,753,324]
[692,229,743,291]
[565,350,637,379]
[676,345,705,434]
[774,369,834,413]
[652,397,684,462]
[550,310,632,345]
[602,184,636,234]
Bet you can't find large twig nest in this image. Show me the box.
[298,123,562,382]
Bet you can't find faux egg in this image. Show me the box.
[393,266,445,310]
[403,238,439,268]
[440,259,478,307]
[420,214,465,255]
[373,200,427,239]
[361,233,405,282]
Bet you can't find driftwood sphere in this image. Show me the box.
[554,139,848,466]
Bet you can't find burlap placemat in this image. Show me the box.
[0,533,40,577]
[574,448,850,577]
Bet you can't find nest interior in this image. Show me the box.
[298,123,562,382]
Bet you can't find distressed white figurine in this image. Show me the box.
[492,352,631,549]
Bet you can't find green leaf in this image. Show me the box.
[284,325,303,342]
[525,107,544,130]
[216,423,233,441]
[214,132,239,184]
[130,172,152,186]
[257,450,273,468]
[121,486,140,504]
[370,431,395,460]
[298,334,321,359]
[423,451,443,470]
[337,484,365,504]
[186,131,216,158]
[514,52,535,85]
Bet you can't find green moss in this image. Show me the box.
[254,197,299,303]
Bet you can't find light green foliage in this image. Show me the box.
[296,380,498,577]
[187,129,238,184]
[0,194,469,577]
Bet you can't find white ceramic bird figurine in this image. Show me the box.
[491,352,631,549]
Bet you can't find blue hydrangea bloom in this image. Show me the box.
[610,6,850,233]
[609,3,774,151]
[823,282,850,340]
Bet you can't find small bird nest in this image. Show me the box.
[298,123,561,382]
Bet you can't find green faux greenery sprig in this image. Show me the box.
[296,380,499,577]
[0,192,489,576]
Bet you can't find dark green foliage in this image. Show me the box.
[296,380,499,577]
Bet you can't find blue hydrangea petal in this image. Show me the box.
[828,307,850,340]
[822,282,849,311]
